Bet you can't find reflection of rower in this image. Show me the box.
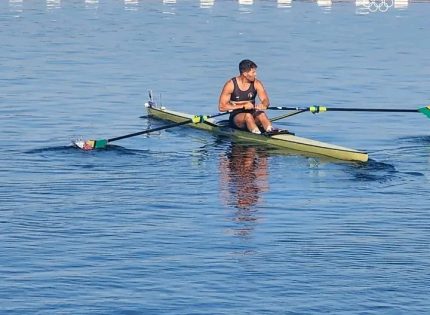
[219,143,269,211]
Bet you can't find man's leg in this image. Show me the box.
[254,111,273,132]
[233,113,261,134]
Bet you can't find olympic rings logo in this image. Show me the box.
[363,0,394,13]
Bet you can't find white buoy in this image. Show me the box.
[200,0,215,8]
[355,0,370,6]
[317,0,332,8]
[394,0,408,9]
[277,0,292,8]
[238,0,253,5]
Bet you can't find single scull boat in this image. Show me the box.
[146,102,369,162]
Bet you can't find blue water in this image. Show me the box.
[1,1,430,314]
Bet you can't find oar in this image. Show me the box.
[270,108,309,122]
[72,111,229,151]
[267,105,430,118]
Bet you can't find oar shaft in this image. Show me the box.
[268,106,419,113]
[107,111,229,143]
[320,108,418,113]
[270,109,308,122]
[108,120,191,142]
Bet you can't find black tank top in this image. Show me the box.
[228,77,257,128]
[230,77,257,105]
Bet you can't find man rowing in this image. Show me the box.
[218,59,275,134]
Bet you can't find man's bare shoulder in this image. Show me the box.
[254,78,265,89]
[222,78,234,91]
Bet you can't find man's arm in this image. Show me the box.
[219,80,255,112]
[255,79,270,110]
[218,80,236,112]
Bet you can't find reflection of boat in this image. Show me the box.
[146,103,369,162]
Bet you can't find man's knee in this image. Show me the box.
[254,112,268,122]
[244,113,254,123]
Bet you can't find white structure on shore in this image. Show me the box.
[8,0,412,12]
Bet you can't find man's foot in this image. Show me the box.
[263,128,295,136]
[251,127,261,134]
[265,125,275,132]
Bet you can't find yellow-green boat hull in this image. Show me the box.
[147,106,368,162]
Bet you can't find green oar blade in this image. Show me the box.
[93,139,108,149]
[72,139,108,150]
[418,106,430,118]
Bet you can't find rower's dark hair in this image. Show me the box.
[239,59,257,74]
